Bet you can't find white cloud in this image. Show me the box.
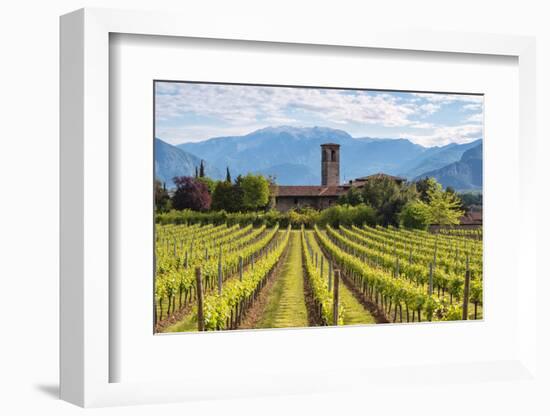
[465,113,483,123]
[156,123,266,144]
[400,124,483,147]
[418,103,440,116]
[411,122,435,129]
[155,83,484,146]
[462,103,483,111]
[412,92,483,105]
[155,83,448,130]
[264,116,300,125]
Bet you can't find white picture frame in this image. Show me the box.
[60,7,538,408]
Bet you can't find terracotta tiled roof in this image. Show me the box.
[355,173,406,182]
[276,186,344,197]
[459,210,483,225]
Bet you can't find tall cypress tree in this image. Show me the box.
[194,166,199,178]
[199,160,205,178]
[226,166,232,183]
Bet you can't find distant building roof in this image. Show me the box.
[274,172,407,198]
[276,185,343,197]
[355,173,406,182]
[459,209,483,225]
[321,143,340,147]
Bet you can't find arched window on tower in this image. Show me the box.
[331,149,336,162]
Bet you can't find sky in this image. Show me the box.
[155,81,483,148]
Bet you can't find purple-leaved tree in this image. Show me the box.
[172,176,211,211]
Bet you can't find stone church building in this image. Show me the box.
[274,143,404,212]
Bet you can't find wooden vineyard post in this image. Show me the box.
[433,238,438,268]
[184,251,188,268]
[328,262,333,292]
[153,295,157,328]
[321,256,324,279]
[462,254,471,320]
[218,245,223,295]
[395,257,400,278]
[428,262,433,296]
[196,267,205,331]
[333,270,340,325]
[239,256,243,281]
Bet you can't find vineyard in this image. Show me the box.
[155,222,482,333]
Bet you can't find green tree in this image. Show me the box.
[265,175,277,210]
[425,181,464,225]
[154,179,171,213]
[338,186,363,206]
[318,204,376,228]
[240,174,270,211]
[399,200,431,230]
[225,166,232,183]
[415,177,436,203]
[361,177,418,226]
[459,192,482,209]
[211,180,243,212]
[197,176,217,194]
[199,160,205,178]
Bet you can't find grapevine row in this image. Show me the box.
[382,225,483,254]
[327,225,482,308]
[155,224,280,322]
[314,225,442,322]
[301,228,344,325]
[317,226,482,321]
[343,226,482,279]
[368,225,482,258]
[198,226,292,330]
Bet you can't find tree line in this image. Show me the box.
[337,176,466,229]
[155,166,272,214]
[156,168,471,230]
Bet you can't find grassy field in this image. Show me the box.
[254,231,309,329]
[163,309,197,333]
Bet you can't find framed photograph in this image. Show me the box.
[152,80,484,335]
[60,8,538,407]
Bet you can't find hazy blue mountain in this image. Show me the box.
[342,138,427,181]
[415,142,482,190]
[154,126,483,189]
[177,126,429,185]
[399,139,482,179]
[155,138,222,187]
[258,163,318,185]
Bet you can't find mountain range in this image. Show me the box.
[155,126,482,191]
[415,142,482,190]
[155,138,222,187]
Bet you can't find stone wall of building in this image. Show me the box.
[275,196,338,212]
[321,144,340,186]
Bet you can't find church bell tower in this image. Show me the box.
[321,143,340,186]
